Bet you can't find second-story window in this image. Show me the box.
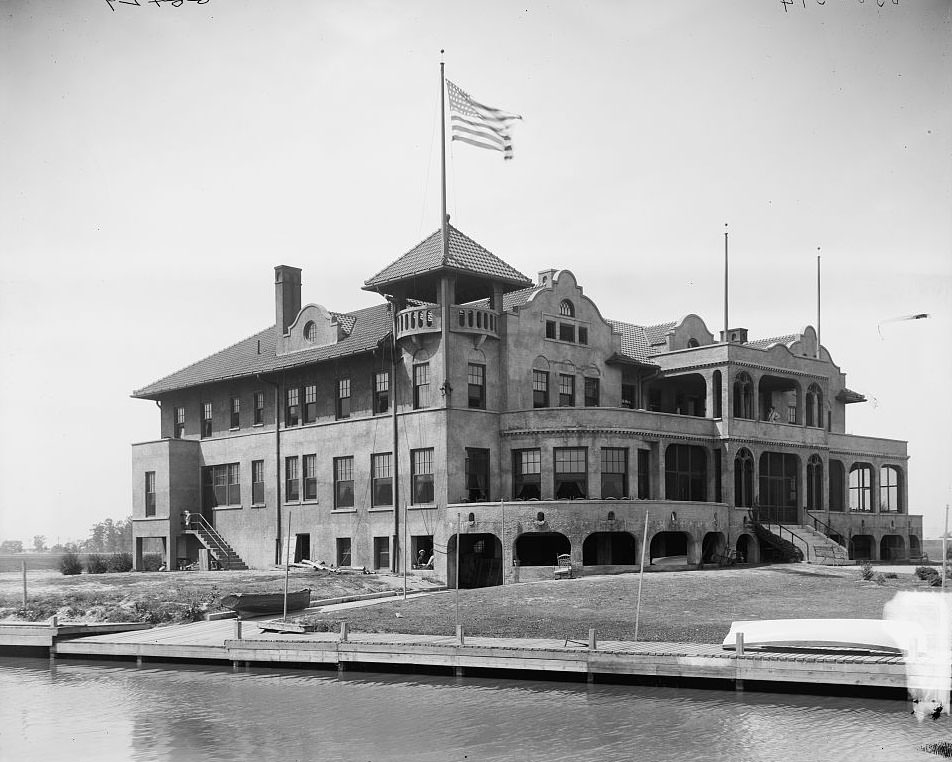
[413,364,430,409]
[337,378,351,420]
[374,371,390,414]
[334,457,354,508]
[230,397,240,429]
[303,454,318,501]
[849,464,872,511]
[303,384,318,424]
[286,388,300,427]
[372,453,393,507]
[465,448,490,501]
[411,448,434,504]
[202,463,240,508]
[252,460,265,504]
[880,465,901,512]
[467,364,486,409]
[174,406,185,438]
[600,448,627,499]
[201,402,213,439]
[145,471,156,517]
[558,374,575,407]
[532,370,549,408]
[584,378,599,407]
[554,447,587,499]
[285,457,300,502]
[253,391,265,425]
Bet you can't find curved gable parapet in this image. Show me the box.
[663,314,715,352]
[521,269,616,333]
[280,303,340,354]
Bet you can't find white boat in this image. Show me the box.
[721,618,924,654]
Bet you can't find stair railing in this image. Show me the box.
[747,508,807,562]
[183,512,233,570]
[803,510,849,554]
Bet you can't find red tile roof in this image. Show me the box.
[745,333,800,350]
[363,225,532,290]
[132,303,392,399]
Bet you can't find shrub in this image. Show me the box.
[873,573,887,585]
[59,552,83,576]
[915,566,939,581]
[106,553,133,573]
[860,561,874,581]
[141,553,164,572]
[85,554,108,574]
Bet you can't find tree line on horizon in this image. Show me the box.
[0,517,133,555]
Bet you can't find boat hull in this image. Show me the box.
[221,589,311,617]
[722,618,922,654]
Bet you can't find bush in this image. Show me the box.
[106,553,133,573]
[59,552,83,576]
[141,553,164,572]
[85,554,108,574]
[860,561,874,581]
[915,566,939,581]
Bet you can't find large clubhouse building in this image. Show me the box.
[131,227,923,585]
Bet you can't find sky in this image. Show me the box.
[1,0,949,545]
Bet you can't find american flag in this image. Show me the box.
[446,79,522,160]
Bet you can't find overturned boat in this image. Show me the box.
[722,618,924,655]
[221,588,311,618]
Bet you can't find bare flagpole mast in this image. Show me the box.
[723,223,729,341]
[440,50,448,259]
[816,248,821,359]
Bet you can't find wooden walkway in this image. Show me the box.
[45,620,923,691]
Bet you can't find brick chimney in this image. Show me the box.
[274,265,302,334]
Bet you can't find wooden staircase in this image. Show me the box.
[184,513,249,570]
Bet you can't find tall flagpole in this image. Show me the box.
[440,51,448,259]
[816,248,821,359]
[723,223,729,341]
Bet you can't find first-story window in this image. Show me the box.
[145,471,156,517]
[253,391,265,425]
[411,448,434,504]
[584,378,599,407]
[637,449,650,499]
[373,536,390,570]
[372,452,393,507]
[467,364,486,409]
[334,457,354,508]
[252,460,265,504]
[532,370,549,408]
[849,463,872,511]
[174,406,185,438]
[201,402,213,438]
[465,448,490,501]
[512,448,542,500]
[202,463,240,508]
[558,374,575,407]
[285,457,300,502]
[600,448,627,499]
[286,388,300,427]
[230,397,240,429]
[303,454,318,501]
[336,537,352,566]
[374,371,390,414]
[336,378,351,419]
[304,384,317,424]
[555,447,587,499]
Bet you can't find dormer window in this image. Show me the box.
[304,321,319,343]
[559,300,575,318]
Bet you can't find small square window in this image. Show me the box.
[559,323,575,342]
[545,320,556,339]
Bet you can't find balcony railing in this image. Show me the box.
[451,305,498,338]
[395,306,441,340]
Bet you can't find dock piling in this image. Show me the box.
[456,625,465,646]
[234,619,242,640]
[735,632,745,692]
[588,628,597,651]
[340,622,349,643]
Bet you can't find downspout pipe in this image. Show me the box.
[257,373,282,565]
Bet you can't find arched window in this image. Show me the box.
[733,372,753,419]
[807,454,823,511]
[829,460,845,511]
[880,465,902,512]
[849,463,873,512]
[559,299,575,317]
[734,448,754,508]
[806,383,823,428]
[687,338,699,348]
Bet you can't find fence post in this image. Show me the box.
[21,561,27,607]
[588,628,597,651]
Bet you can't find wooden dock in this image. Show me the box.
[0,620,152,648]
[42,619,930,691]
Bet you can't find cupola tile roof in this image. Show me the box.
[363,225,533,292]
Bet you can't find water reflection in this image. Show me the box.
[0,656,947,762]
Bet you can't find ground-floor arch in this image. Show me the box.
[649,531,690,564]
[514,531,571,567]
[735,533,759,564]
[701,532,727,563]
[582,532,638,566]
[909,535,921,558]
[880,534,905,562]
[447,533,503,588]
[850,534,875,561]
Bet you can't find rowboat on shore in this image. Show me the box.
[721,618,923,655]
[220,588,311,618]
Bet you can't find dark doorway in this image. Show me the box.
[447,533,502,588]
[514,532,571,566]
[701,532,726,563]
[582,532,637,565]
[851,535,874,561]
[880,534,905,562]
[649,531,689,563]
[294,533,310,563]
[735,533,756,564]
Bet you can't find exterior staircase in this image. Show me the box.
[763,523,851,566]
[183,512,249,570]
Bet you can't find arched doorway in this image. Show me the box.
[650,531,690,565]
[851,535,874,561]
[514,532,570,567]
[701,532,727,563]
[582,532,637,566]
[909,535,921,560]
[446,533,503,588]
[880,534,905,562]
[735,533,758,564]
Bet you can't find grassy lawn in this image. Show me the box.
[302,565,937,644]
[0,568,439,625]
